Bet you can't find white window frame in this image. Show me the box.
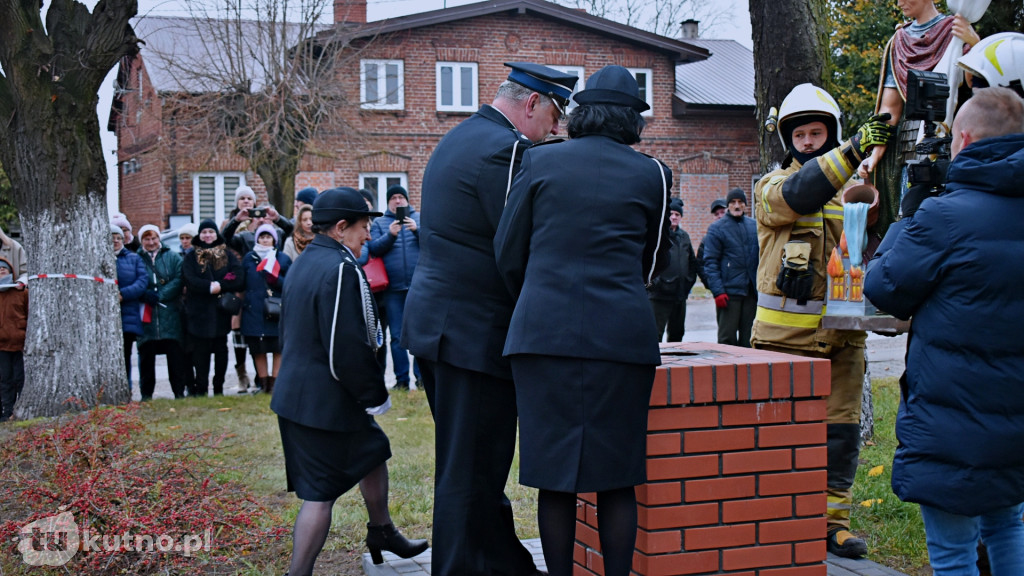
[627,67,654,117]
[359,172,408,212]
[436,62,479,112]
[547,65,585,111]
[192,172,246,225]
[361,59,404,110]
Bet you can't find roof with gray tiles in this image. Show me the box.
[674,38,755,108]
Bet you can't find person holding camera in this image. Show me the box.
[222,190,294,254]
[751,83,896,559]
[367,185,421,390]
[864,87,1024,576]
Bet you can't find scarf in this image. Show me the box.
[195,244,228,272]
[891,15,955,99]
[293,229,314,255]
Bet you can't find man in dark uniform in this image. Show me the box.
[402,62,577,576]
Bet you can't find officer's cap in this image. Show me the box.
[313,187,382,225]
[573,65,650,112]
[504,62,578,109]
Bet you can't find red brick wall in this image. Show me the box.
[114,10,759,234]
[575,343,830,576]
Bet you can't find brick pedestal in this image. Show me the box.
[575,342,831,576]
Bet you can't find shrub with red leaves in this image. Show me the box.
[0,404,288,574]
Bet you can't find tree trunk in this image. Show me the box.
[256,157,299,218]
[749,0,830,173]
[0,0,138,418]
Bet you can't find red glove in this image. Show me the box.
[714,294,730,309]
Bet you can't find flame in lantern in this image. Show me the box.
[827,246,844,277]
[850,266,863,279]
[839,231,848,256]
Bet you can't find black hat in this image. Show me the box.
[313,187,382,225]
[386,185,409,202]
[504,62,578,109]
[726,188,747,205]
[669,198,684,215]
[296,187,318,206]
[710,198,728,213]
[573,65,650,112]
[358,188,376,209]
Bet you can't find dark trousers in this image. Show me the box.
[191,336,228,396]
[432,361,537,576]
[716,292,756,347]
[0,350,25,419]
[123,332,137,386]
[650,298,687,342]
[138,339,188,399]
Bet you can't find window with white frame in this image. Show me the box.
[359,172,408,212]
[627,67,654,116]
[547,66,585,111]
[436,62,478,112]
[361,60,404,110]
[193,172,246,224]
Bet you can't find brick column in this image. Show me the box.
[575,342,831,576]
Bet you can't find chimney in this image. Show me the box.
[335,0,367,24]
[680,19,699,39]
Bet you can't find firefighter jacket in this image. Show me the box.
[751,145,866,352]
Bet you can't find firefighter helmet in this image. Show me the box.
[957,32,1024,97]
[776,83,843,149]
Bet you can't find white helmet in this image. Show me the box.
[776,83,843,149]
[957,32,1024,96]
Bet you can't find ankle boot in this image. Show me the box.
[365,523,428,565]
[235,363,250,391]
[263,376,275,395]
[251,376,264,394]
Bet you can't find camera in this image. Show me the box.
[249,207,267,219]
[904,69,952,191]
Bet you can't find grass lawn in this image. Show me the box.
[0,377,932,575]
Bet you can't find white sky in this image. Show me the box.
[98,0,752,215]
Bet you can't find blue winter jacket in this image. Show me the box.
[701,214,758,297]
[368,209,420,291]
[864,133,1024,516]
[240,250,291,338]
[116,247,149,336]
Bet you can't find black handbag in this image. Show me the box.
[218,292,243,315]
[264,290,282,321]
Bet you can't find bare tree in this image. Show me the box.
[141,0,363,214]
[552,0,735,38]
[0,0,139,417]
[749,0,829,171]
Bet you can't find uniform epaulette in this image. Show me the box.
[529,137,566,148]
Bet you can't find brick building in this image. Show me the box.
[109,0,758,246]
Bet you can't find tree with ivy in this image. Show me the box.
[0,0,140,417]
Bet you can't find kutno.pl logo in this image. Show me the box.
[17,506,212,567]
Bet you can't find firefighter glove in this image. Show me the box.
[851,113,896,156]
[776,240,814,304]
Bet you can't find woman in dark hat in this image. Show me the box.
[271,187,427,575]
[182,219,245,396]
[494,65,672,576]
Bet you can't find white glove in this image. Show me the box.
[365,396,392,416]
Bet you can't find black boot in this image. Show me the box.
[365,523,428,565]
[263,376,275,395]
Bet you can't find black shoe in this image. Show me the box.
[827,528,867,559]
[393,382,410,391]
[365,523,428,565]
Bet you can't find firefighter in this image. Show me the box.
[751,83,896,559]
[958,32,1024,98]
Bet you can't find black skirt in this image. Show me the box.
[278,416,392,502]
[511,354,654,493]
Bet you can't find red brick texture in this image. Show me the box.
[575,343,829,575]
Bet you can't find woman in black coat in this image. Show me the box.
[270,188,427,575]
[494,66,671,576]
[182,220,245,396]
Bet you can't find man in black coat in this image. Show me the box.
[402,62,576,576]
[648,198,698,342]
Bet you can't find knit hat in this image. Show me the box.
[669,198,684,216]
[296,187,318,206]
[138,224,161,240]
[255,223,279,244]
[111,213,131,232]
[726,188,747,205]
[710,198,728,213]
[178,223,199,238]
[359,188,377,210]
[110,224,124,236]
[386,185,409,202]
[193,219,224,248]
[235,185,256,204]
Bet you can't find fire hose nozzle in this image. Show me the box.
[765,107,779,133]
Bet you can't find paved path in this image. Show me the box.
[360,539,908,576]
